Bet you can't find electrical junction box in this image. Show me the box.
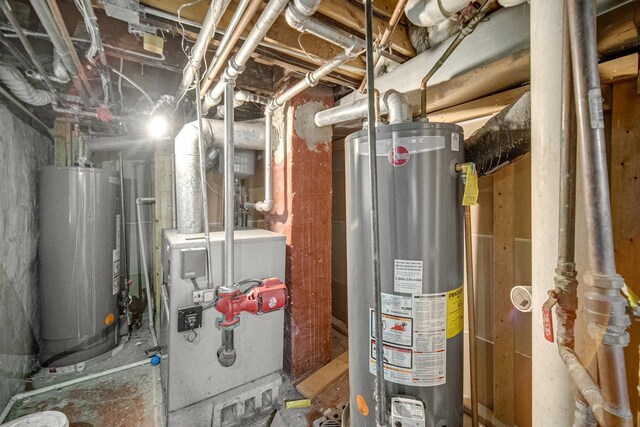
[180,247,207,279]
[177,306,202,333]
[390,396,426,427]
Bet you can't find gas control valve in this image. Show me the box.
[215,278,289,328]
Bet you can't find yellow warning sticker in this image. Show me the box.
[446,286,464,339]
[462,165,479,206]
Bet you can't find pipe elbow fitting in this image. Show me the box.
[383,90,412,123]
[257,200,273,212]
[292,0,320,19]
[285,5,308,32]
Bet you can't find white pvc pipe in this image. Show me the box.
[404,0,469,27]
[530,0,574,425]
[0,358,154,423]
[136,197,159,348]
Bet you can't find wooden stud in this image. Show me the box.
[492,163,516,425]
[53,119,72,166]
[610,78,640,420]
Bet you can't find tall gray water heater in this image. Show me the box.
[39,166,121,367]
[345,122,464,426]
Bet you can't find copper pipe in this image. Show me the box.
[357,0,408,93]
[200,0,263,95]
[373,88,380,125]
[464,204,479,427]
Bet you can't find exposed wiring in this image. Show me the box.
[118,58,124,114]
[191,278,200,290]
[186,323,198,343]
[108,66,154,112]
[73,0,98,62]
[177,0,203,58]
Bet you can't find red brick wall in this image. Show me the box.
[266,85,334,379]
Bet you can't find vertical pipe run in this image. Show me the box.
[136,197,158,347]
[195,75,215,288]
[364,0,386,424]
[223,79,236,292]
[567,0,632,424]
[530,0,574,423]
[217,78,237,368]
[464,205,479,427]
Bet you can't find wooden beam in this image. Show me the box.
[53,119,72,166]
[492,163,516,425]
[427,85,529,124]
[610,78,640,421]
[424,53,638,124]
[139,0,368,75]
[314,0,415,57]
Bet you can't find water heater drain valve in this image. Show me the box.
[215,278,288,328]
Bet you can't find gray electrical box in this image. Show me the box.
[160,228,286,426]
[179,247,206,279]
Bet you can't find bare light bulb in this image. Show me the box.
[147,115,168,138]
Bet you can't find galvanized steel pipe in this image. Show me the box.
[314,89,411,127]
[176,0,231,100]
[202,0,290,112]
[567,0,632,424]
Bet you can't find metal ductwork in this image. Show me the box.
[0,66,55,106]
[85,135,172,153]
[314,89,412,127]
[175,119,265,234]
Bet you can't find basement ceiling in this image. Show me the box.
[0,0,638,137]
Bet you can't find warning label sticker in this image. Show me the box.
[371,309,413,347]
[369,290,453,387]
[447,286,464,339]
[394,259,423,294]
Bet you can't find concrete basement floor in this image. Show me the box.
[3,323,473,426]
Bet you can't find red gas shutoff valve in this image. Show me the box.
[215,278,288,328]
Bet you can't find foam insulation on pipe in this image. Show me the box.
[175,119,265,234]
[463,92,531,176]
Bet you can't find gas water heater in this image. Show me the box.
[345,121,464,426]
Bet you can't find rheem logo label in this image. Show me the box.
[388,146,410,166]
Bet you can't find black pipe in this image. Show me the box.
[364,0,386,424]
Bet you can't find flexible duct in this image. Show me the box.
[175,119,265,234]
[0,66,55,106]
[463,92,530,176]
